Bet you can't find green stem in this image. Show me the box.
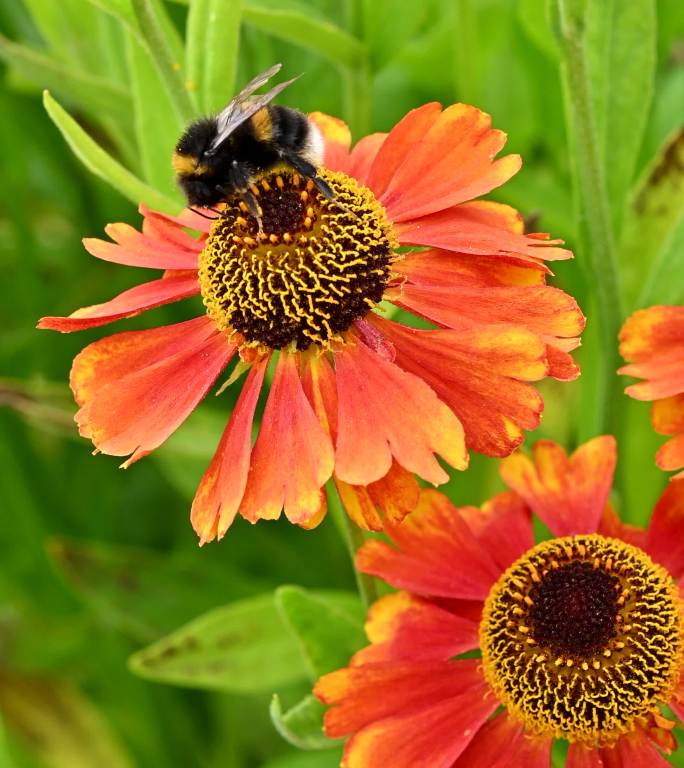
[328,485,379,609]
[131,0,195,126]
[556,0,624,438]
[342,0,372,139]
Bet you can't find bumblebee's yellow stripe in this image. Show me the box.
[251,108,273,142]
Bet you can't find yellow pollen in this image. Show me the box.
[197,169,397,351]
[480,534,683,746]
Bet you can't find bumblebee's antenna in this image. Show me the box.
[190,207,219,221]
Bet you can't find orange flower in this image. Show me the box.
[315,436,684,767]
[619,305,684,478]
[39,103,584,542]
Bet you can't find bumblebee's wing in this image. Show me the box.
[210,66,298,151]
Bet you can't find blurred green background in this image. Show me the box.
[0,0,683,765]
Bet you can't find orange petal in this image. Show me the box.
[308,111,352,172]
[301,351,338,439]
[621,357,684,400]
[38,272,199,332]
[71,316,235,465]
[646,479,684,578]
[373,315,546,457]
[84,222,199,270]
[379,103,521,221]
[598,503,647,550]
[600,731,672,767]
[335,479,384,531]
[240,351,334,525]
[333,338,467,485]
[657,433,684,474]
[356,490,501,600]
[140,204,212,235]
[453,713,553,768]
[366,460,420,525]
[366,103,443,199]
[500,436,616,536]
[459,491,533,572]
[395,200,573,261]
[353,592,480,664]
[652,394,684,435]
[567,743,604,768]
[619,305,684,363]
[346,132,387,184]
[191,358,268,544]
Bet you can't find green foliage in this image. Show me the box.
[1,0,683,765]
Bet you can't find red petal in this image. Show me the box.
[646,479,684,578]
[373,316,546,457]
[366,103,443,199]
[347,133,387,184]
[308,111,352,172]
[459,491,533,572]
[356,490,501,600]
[566,743,604,768]
[454,713,552,768]
[71,317,234,465]
[500,437,616,536]
[333,338,467,485]
[38,272,199,332]
[395,201,573,261]
[657,433,684,474]
[353,592,480,663]
[619,305,684,362]
[191,358,268,544]
[240,351,334,525]
[379,104,521,221]
[140,203,212,234]
[600,732,671,767]
[598,504,647,549]
[84,222,199,270]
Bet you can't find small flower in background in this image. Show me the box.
[315,436,684,767]
[619,305,684,478]
[39,102,584,542]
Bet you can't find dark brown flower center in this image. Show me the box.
[198,169,395,350]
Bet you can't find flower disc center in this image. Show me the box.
[198,169,396,350]
[480,534,683,745]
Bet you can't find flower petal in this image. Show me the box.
[646,479,684,578]
[366,460,420,524]
[71,316,234,465]
[459,491,534,572]
[335,479,384,531]
[239,351,334,525]
[373,316,546,457]
[333,337,467,485]
[500,437,616,536]
[140,203,212,234]
[453,713,553,768]
[379,103,521,221]
[356,490,501,600]
[652,394,684,436]
[395,200,573,261]
[38,272,199,332]
[598,504,647,549]
[84,222,200,270]
[600,732,671,767]
[353,592,480,663]
[619,305,684,362]
[308,111,352,172]
[657,434,684,475]
[191,358,268,544]
[567,743,604,768]
[347,133,387,185]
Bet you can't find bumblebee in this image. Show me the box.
[172,64,332,225]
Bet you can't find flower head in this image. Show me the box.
[620,305,684,478]
[39,103,584,542]
[315,436,684,767]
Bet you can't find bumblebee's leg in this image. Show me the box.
[282,152,359,219]
[241,188,264,235]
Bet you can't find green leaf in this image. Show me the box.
[622,128,684,308]
[186,0,242,113]
[128,593,309,692]
[84,0,138,31]
[49,536,264,642]
[242,3,365,68]
[584,0,656,237]
[0,673,133,768]
[270,694,336,751]
[276,587,365,679]
[43,90,180,212]
[126,34,182,191]
[0,35,131,122]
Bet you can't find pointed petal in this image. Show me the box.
[38,272,199,332]
[379,103,521,221]
[191,358,268,543]
[308,111,352,172]
[454,713,552,768]
[83,222,199,270]
[139,203,212,234]
[459,491,533,572]
[240,351,334,525]
[71,317,235,465]
[646,479,684,578]
[353,592,480,664]
[333,338,467,485]
[566,744,604,768]
[373,316,546,457]
[356,490,501,600]
[366,103,443,199]
[500,437,616,536]
[395,201,573,261]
